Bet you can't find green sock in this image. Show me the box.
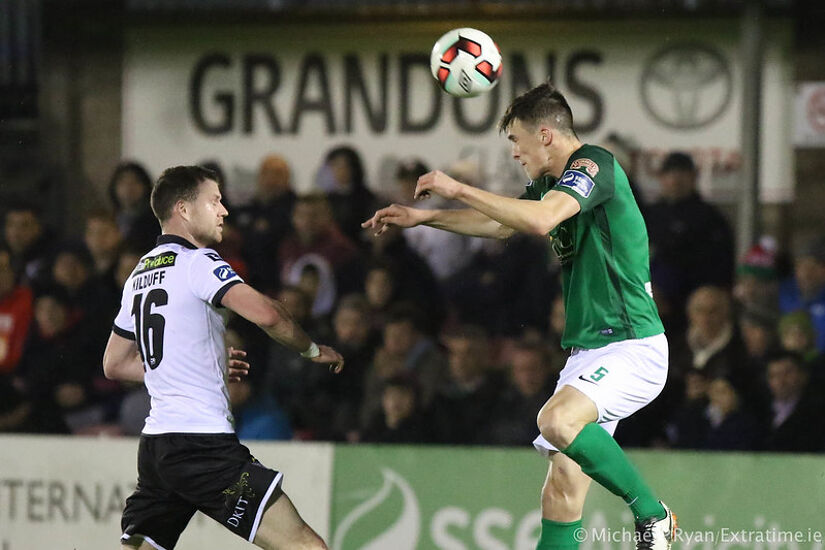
[561,422,666,522]
[536,518,582,550]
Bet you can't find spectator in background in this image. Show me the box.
[671,286,745,380]
[777,310,825,390]
[0,243,33,377]
[285,258,337,321]
[3,199,54,287]
[734,239,780,313]
[263,286,330,439]
[703,375,761,451]
[107,161,158,252]
[445,235,557,336]
[392,159,482,282]
[665,368,711,449]
[114,244,144,289]
[325,294,379,441]
[360,304,447,429]
[645,152,734,331]
[764,352,824,452]
[226,328,292,441]
[51,243,119,333]
[428,324,504,445]
[235,154,295,292]
[361,374,429,444]
[366,223,445,332]
[488,338,557,446]
[279,193,362,296]
[18,286,103,433]
[83,210,123,279]
[779,235,825,353]
[317,145,377,245]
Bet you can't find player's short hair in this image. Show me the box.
[151,165,218,223]
[498,82,575,136]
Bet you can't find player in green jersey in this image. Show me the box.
[363,83,677,550]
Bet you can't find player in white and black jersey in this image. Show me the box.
[103,165,344,550]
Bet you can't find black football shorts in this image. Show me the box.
[120,433,284,549]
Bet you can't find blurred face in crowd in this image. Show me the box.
[687,287,731,340]
[257,155,291,202]
[740,319,774,359]
[779,322,812,353]
[395,175,418,203]
[4,210,42,255]
[35,296,69,338]
[506,119,552,181]
[329,154,353,189]
[52,252,91,293]
[365,268,394,309]
[116,251,142,288]
[278,288,310,324]
[382,385,416,429]
[658,168,696,202]
[734,274,777,308]
[510,348,549,397]
[114,171,148,210]
[383,320,417,357]
[794,256,825,298]
[708,378,738,417]
[446,336,487,384]
[85,217,122,260]
[684,370,709,401]
[334,306,370,346]
[0,250,15,297]
[767,358,807,401]
[183,180,227,247]
[297,267,320,305]
[291,201,328,244]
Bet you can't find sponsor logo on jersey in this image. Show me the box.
[558,170,595,198]
[213,265,237,281]
[570,158,600,177]
[134,251,177,274]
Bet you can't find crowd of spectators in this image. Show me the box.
[1,147,823,453]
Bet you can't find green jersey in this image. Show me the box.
[523,144,663,350]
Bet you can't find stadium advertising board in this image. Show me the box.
[331,446,825,550]
[0,436,334,549]
[123,19,793,204]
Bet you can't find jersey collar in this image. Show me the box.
[156,234,198,250]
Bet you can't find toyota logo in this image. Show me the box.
[641,43,733,129]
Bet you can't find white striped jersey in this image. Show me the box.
[113,234,244,434]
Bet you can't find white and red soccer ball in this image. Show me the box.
[430,28,503,98]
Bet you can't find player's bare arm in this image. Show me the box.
[415,170,581,236]
[362,202,515,239]
[103,332,145,383]
[221,283,344,373]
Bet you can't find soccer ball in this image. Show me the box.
[430,28,502,98]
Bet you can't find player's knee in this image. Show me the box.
[537,406,580,448]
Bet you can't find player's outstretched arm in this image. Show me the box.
[221,283,344,373]
[362,203,515,239]
[102,332,145,382]
[415,170,581,236]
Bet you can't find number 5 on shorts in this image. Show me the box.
[590,366,609,382]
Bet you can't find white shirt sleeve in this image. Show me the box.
[187,249,245,307]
